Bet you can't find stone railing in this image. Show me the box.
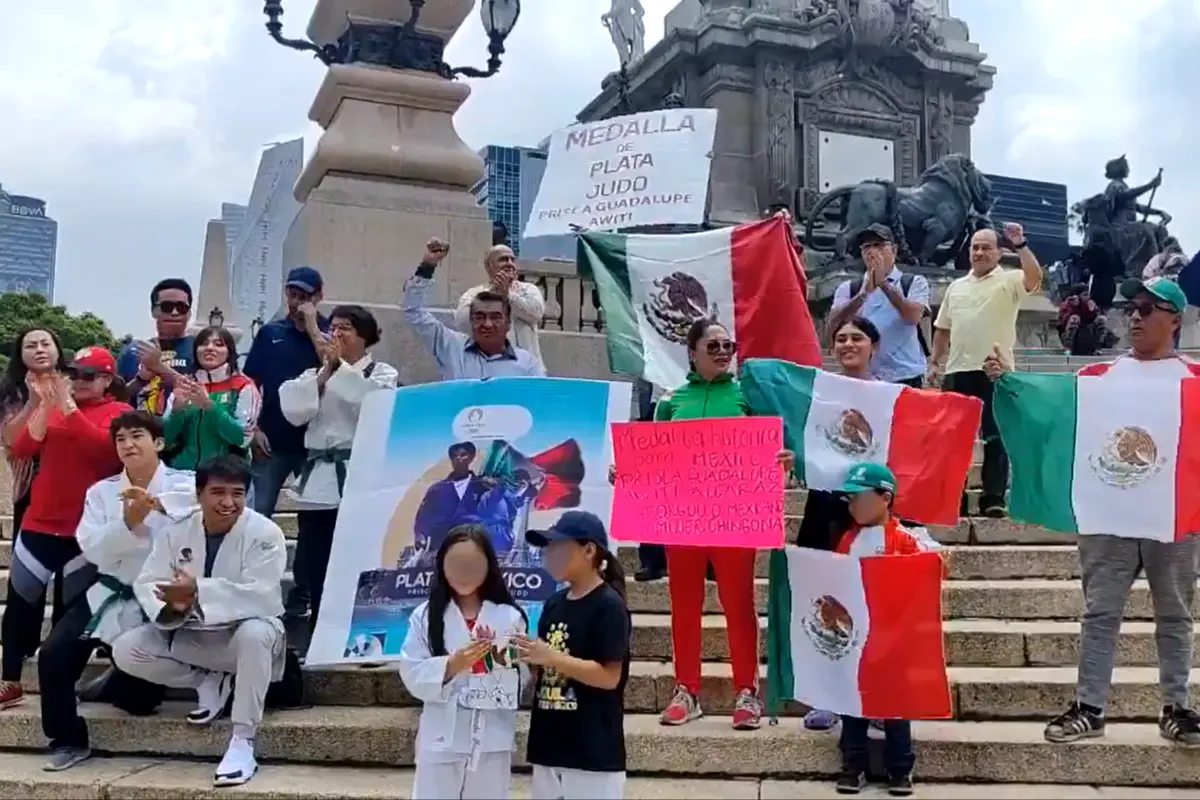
[517,260,606,333]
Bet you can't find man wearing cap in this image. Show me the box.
[929,223,1042,518]
[827,224,930,388]
[983,276,1200,748]
[243,267,330,616]
[404,238,544,380]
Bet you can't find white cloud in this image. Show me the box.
[0,0,1196,335]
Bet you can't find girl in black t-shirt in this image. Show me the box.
[517,511,631,800]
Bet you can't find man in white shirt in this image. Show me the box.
[38,410,196,773]
[112,455,287,787]
[455,244,546,368]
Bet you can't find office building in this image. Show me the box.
[220,203,247,265]
[0,184,58,299]
[983,173,1070,265]
[471,144,575,261]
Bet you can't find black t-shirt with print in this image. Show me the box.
[526,583,630,773]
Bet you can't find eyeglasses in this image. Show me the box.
[705,340,738,355]
[1125,301,1177,318]
[859,240,890,253]
[156,301,190,315]
[67,368,101,381]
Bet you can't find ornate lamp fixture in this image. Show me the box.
[208,307,225,328]
[262,0,520,78]
[251,316,265,338]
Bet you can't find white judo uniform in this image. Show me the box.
[76,465,197,645]
[111,508,288,735]
[400,599,529,800]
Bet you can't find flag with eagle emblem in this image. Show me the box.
[992,368,1200,540]
[577,217,822,391]
[767,546,951,720]
[740,359,982,526]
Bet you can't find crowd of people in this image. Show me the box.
[1,220,1198,797]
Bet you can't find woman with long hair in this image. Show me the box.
[0,328,68,533]
[0,346,130,709]
[161,326,260,470]
[399,524,528,799]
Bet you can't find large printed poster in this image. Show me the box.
[306,377,632,666]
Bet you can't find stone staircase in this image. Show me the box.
[0,347,1197,797]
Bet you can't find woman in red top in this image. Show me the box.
[0,346,130,708]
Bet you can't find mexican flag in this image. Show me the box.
[577,217,822,390]
[767,547,951,719]
[740,359,982,525]
[992,371,1200,540]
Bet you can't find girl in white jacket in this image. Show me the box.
[399,523,529,799]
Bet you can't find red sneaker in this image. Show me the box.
[731,689,762,730]
[660,685,702,726]
[0,682,24,710]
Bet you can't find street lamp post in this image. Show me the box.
[208,307,225,328]
[262,0,521,78]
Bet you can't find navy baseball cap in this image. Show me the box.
[526,510,608,548]
[285,266,324,293]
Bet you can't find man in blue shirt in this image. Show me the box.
[116,278,197,414]
[404,238,544,379]
[826,224,930,387]
[242,267,330,616]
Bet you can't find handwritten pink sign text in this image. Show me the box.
[609,417,785,549]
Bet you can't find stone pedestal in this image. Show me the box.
[282,0,493,382]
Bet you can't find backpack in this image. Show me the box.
[848,274,931,358]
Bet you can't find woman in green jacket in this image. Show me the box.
[649,318,793,732]
[162,327,261,470]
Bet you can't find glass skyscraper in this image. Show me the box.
[0,184,57,299]
[983,174,1070,265]
[471,144,575,261]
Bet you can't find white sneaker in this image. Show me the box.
[213,734,258,787]
[188,671,233,725]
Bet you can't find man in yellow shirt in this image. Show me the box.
[927,223,1042,517]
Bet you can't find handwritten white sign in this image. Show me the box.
[524,108,717,237]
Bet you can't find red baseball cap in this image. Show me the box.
[70,346,117,375]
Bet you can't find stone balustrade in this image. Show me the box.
[516,259,606,333]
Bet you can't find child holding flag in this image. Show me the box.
[832,462,942,797]
[398,525,528,800]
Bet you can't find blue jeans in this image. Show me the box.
[252,452,308,609]
[839,716,915,776]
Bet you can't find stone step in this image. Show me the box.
[626,616,1195,669]
[0,752,1184,799]
[0,704,1191,786]
[12,646,1183,721]
[11,614,1181,672]
[616,544,1079,580]
[624,578,1170,620]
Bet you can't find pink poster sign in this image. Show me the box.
[609,417,785,549]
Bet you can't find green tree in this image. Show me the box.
[0,293,118,371]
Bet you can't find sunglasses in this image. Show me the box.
[67,367,102,381]
[705,340,738,355]
[859,240,890,253]
[156,301,190,315]
[1124,301,1177,318]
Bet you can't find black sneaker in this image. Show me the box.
[1044,701,1105,743]
[887,773,914,796]
[634,567,665,582]
[1159,705,1200,747]
[835,770,866,795]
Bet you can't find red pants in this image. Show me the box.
[666,545,759,695]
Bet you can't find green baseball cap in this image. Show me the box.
[838,462,898,495]
[1120,276,1188,313]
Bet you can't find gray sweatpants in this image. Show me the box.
[111,619,285,735]
[1076,534,1199,711]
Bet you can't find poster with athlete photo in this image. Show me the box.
[305,377,631,666]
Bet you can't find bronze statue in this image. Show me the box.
[802,153,994,266]
[1072,155,1171,278]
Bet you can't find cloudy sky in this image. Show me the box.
[0,0,1195,336]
